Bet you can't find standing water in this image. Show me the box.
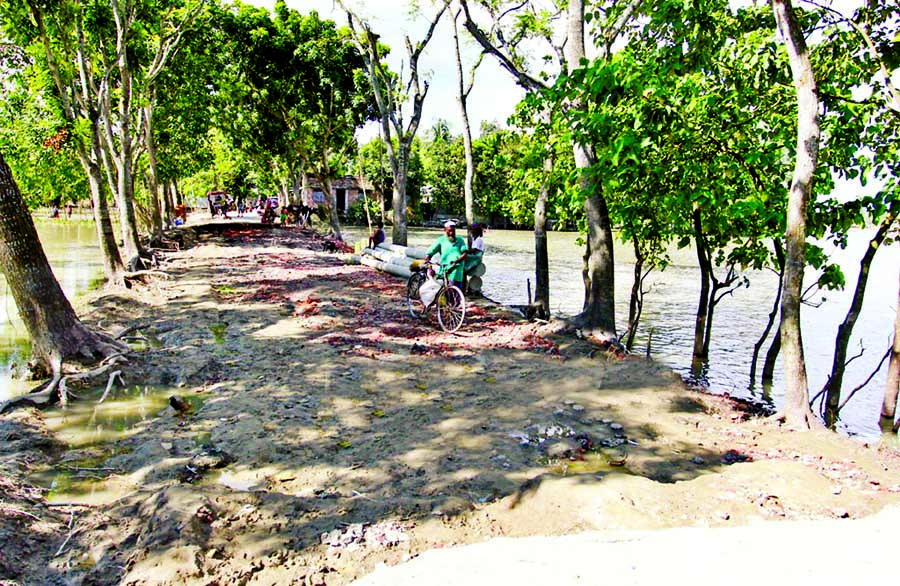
[0,219,105,400]
[345,226,899,439]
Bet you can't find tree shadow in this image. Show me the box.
[21,225,763,584]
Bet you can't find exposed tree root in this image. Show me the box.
[768,408,823,431]
[0,354,128,414]
[114,321,155,340]
[123,270,170,291]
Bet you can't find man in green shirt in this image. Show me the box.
[424,220,468,288]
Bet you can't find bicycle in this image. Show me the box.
[406,259,467,333]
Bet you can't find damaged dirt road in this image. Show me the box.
[2,223,900,585]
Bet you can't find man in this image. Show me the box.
[424,220,468,288]
[368,221,386,249]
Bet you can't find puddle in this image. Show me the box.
[33,384,199,504]
[549,452,633,477]
[42,385,175,448]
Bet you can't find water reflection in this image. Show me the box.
[42,385,172,448]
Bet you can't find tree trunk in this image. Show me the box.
[83,124,125,282]
[392,154,409,245]
[108,0,143,262]
[320,174,342,240]
[143,103,164,242]
[162,182,175,228]
[692,206,711,360]
[882,271,900,425]
[533,155,552,318]
[173,177,183,206]
[567,0,617,341]
[290,170,302,205]
[823,211,897,426]
[773,0,819,429]
[762,325,782,383]
[751,239,785,385]
[114,78,143,261]
[625,237,646,352]
[297,170,307,207]
[0,151,121,374]
[451,8,476,227]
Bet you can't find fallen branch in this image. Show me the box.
[55,516,80,557]
[0,504,41,521]
[123,270,170,280]
[59,466,121,473]
[114,321,154,339]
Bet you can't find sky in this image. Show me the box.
[248,0,869,141]
[247,0,526,140]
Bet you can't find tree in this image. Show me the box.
[800,0,900,427]
[461,0,644,342]
[449,2,484,227]
[420,122,466,214]
[883,271,900,431]
[3,1,126,281]
[358,135,393,221]
[772,0,819,429]
[0,78,88,209]
[560,1,789,364]
[215,1,372,239]
[341,1,447,246]
[0,150,122,386]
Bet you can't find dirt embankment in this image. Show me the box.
[2,223,899,586]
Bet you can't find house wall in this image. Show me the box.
[303,176,365,211]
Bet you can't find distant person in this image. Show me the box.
[368,221,385,249]
[424,220,467,288]
[65,203,73,219]
[174,204,188,225]
[464,223,485,275]
[50,205,60,219]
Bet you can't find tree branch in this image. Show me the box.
[459,0,547,91]
[839,346,892,411]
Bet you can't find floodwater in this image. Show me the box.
[0,219,104,398]
[1,219,897,439]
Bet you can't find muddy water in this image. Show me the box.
[30,384,176,504]
[345,226,899,439]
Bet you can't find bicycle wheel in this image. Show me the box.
[436,285,466,333]
[406,271,428,318]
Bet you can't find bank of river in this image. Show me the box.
[344,225,899,439]
[2,220,897,438]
